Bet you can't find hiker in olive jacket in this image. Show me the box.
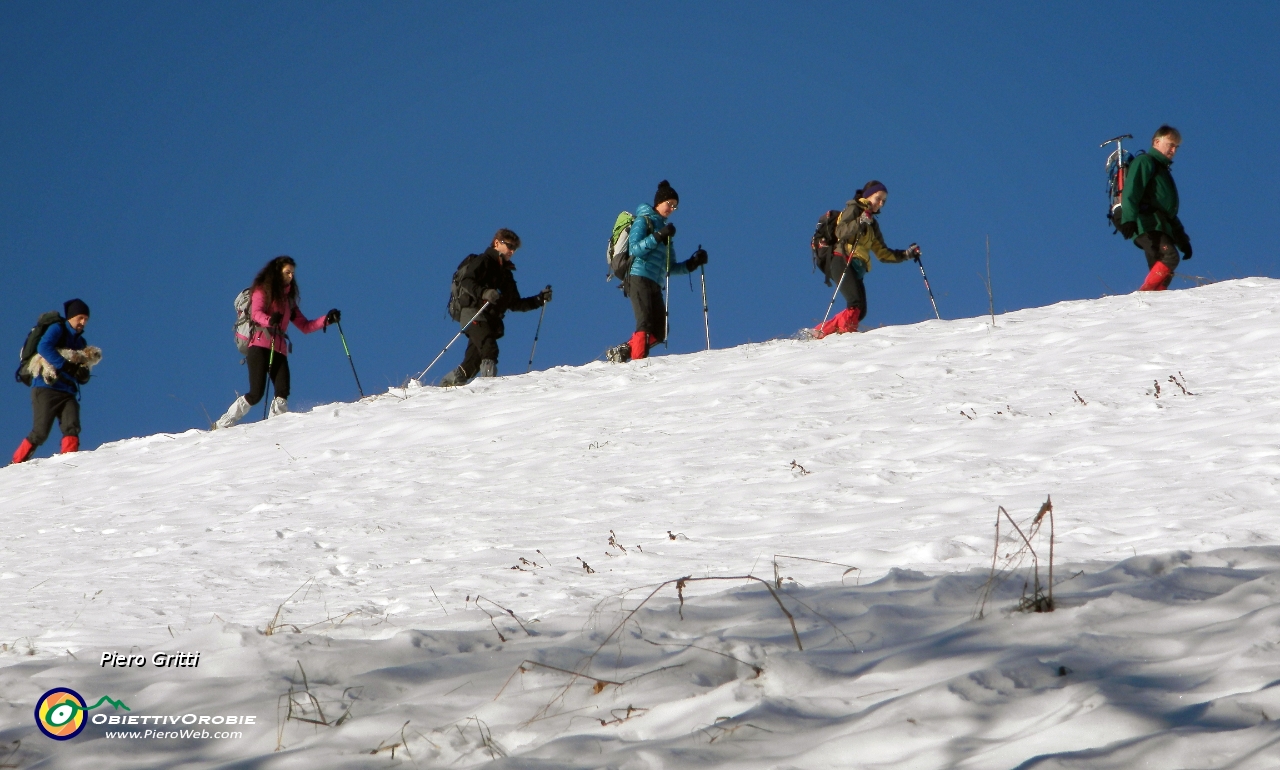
[1121,125,1191,291]
[440,229,551,386]
[812,180,920,338]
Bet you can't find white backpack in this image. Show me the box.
[233,288,255,355]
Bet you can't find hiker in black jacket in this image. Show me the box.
[440,229,552,386]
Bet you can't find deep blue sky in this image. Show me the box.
[3,2,1278,455]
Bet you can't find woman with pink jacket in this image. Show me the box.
[215,256,339,429]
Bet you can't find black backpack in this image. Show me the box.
[15,311,65,386]
[811,210,841,283]
[446,254,480,322]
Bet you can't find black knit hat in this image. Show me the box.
[63,298,90,319]
[654,179,679,207]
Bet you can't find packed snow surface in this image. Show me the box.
[4,279,1280,767]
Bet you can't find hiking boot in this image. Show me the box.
[269,397,288,417]
[1138,262,1173,292]
[439,366,470,387]
[606,343,631,363]
[11,439,35,465]
[214,395,251,429]
[478,359,497,378]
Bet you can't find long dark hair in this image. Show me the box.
[252,256,298,310]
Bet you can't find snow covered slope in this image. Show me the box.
[4,279,1280,768]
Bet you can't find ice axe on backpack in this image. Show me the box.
[413,301,493,384]
[1101,133,1135,236]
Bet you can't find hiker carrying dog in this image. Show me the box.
[11,299,100,464]
[810,180,920,338]
[1121,125,1191,291]
[215,256,339,428]
[606,180,708,362]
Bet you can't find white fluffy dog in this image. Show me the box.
[25,346,103,384]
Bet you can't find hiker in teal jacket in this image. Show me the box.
[1121,125,1191,291]
[628,205,692,285]
[607,180,708,362]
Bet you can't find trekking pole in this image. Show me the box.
[914,254,942,320]
[335,320,364,397]
[664,242,671,348]
[821,260,852,329]
[413,301,492,384]
[698,248,710,351]
[526,291,548,373]
[263,330,276,419]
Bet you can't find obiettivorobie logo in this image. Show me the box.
[34,688,129,740]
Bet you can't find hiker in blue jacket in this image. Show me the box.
[11,299,101,464]
[607,180,708,362]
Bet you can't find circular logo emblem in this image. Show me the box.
[35,687,87,740]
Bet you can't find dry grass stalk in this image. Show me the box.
[264,578,315,636]
[369,721,415,759]
[518,575,802,726]
[275,660,354,750]
[471,595,533,643]
[642,639,763,677]
[977,496,1055,618]
[700,718,773,743]
[0,740,21,769]
[772,554,859,588]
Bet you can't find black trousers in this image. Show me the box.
[459,309,501,379]
[627,275,667,343]
[825,256,868,320]
[28,388,80,446]
[245,346,290,405]
[1134,231,1181,272]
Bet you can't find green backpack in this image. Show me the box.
[606,212,654,282]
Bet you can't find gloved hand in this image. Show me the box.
[324,309,341,326]
[482,288,501,304]
[539,285,553,304]
[686,248,708,270]
[64,363,91,384]
[269,311,284,328]
[1179,237,1192,260]
[653,223,676,244]
[907,243,922,260]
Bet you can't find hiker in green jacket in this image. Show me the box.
[1121,125,1191,291]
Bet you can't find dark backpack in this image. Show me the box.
[811,210,841,283]
[812,202,868,286]
[1108,152,1132,238]
[1106,146,1149,240]
[447,254,480,322]
[15,311,65,386]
